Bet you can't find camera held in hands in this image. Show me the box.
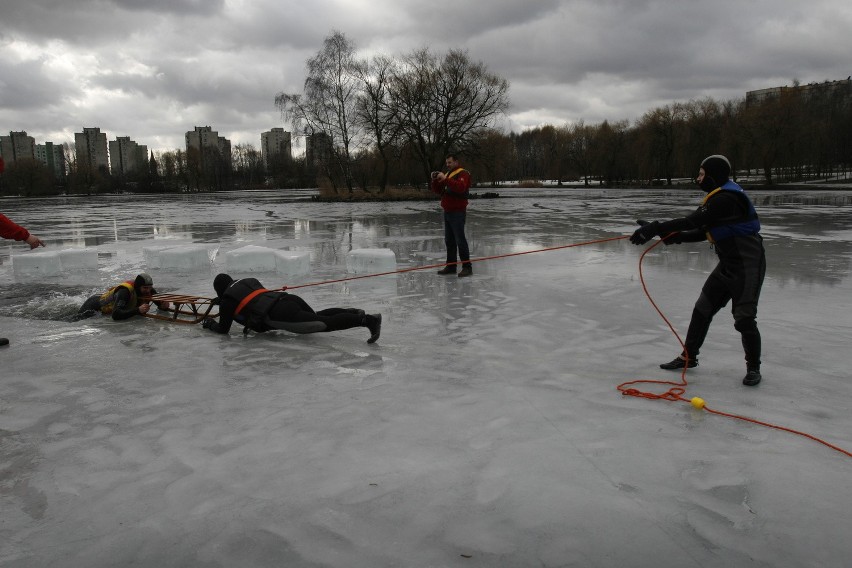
[431,171,440,179]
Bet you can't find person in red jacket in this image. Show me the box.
[0,213,44,250]
[431,153,473,277]
[1,157,46,345]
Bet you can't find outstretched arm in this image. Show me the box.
[111,288,143,320]
[203,297,236,334]
[1,214,44,247]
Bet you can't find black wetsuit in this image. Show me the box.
[656,190,766,369]
[206,277,365,335]
[77,286,161,321]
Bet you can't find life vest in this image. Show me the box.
[701,181,761,243]
[443,167,470,199]
[98,281,137,315]
[223,278,281,332]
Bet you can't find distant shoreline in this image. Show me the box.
[3,181,852,202]
[308,181,852,202]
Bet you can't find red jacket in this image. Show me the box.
[430,167,471,212]
[0,214,31,242]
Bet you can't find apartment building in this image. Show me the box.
[0,131,36,163]
[35,142,66,179]
[109,136,148,175]
[260,128,292,169]
[185,126,232,169]
[74,127,110,173]
[746,78,852,106]
[305,132,332,167]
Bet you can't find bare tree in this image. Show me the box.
[276,30,367,194]
[355,54,403,193]
[568,121,597,186]
[470,128,514,185]
[233,143,264,188]
[681,98,722,166]
[1,158,54,196]
[635,103,686,185]
[740,90,802,184]
[389,48,509,182]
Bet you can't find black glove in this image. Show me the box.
[202,317,217,330]
[630,220,660,245]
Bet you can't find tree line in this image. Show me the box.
[492,81,851,188]
[2,31,850,197]
[275,31,851,192]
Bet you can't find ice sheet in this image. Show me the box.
[224,245,311,275]
[1,188,851,567]
[346,248,397,274]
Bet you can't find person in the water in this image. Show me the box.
[76,273,171,321]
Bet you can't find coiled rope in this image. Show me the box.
[618,237,852,459]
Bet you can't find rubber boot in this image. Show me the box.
[660,355,697,370]
[437,266,456,275]
[743,367,762,386]
[458,264,473,278]
[365,314,382,344]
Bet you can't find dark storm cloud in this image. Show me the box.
[0,56,78,113]
[2,1,148,45]
[111,0,225,15]
[1,0,850,151]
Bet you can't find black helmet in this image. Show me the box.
[134,272,153,289]
[699,155,731,192]
[213,273,234,298]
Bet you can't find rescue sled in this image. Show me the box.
[141,293,218,324]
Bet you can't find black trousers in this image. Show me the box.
[443,211,470,265]
[683,252,766,369]
[73,294,102,320]
[265,295,363,333]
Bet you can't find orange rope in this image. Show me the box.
[619,237,852,458]
[280,235,629,291]
[198,230,850,457]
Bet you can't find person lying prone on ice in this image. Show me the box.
[202,273,382,344]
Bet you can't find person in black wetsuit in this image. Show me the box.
[630,154,766,386]
[76,273,170,321]
[202,273,382,344]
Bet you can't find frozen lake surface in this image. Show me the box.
[2,187,852,567]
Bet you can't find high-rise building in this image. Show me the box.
[185,126,219,154]
[35,142,66,179]
[261,128,292,169]
[0,131,36,163]
[305,132,333,167]
[185,126,232,169]
[109,136,148,175]
[217,136,231,169]
[74,127,109,173]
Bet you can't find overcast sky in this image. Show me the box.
[2,0,850,155]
